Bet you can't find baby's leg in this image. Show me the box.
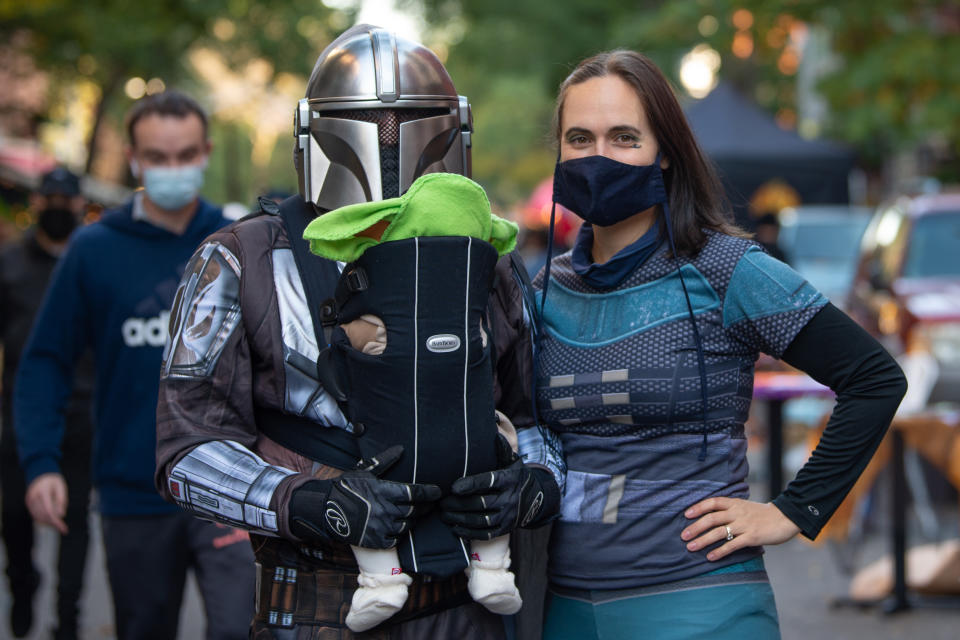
[467,534,522,615]
[346,546,412,632]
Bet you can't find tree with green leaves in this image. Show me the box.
[417,0,960,201]
[0,0,352,182]
[413,0,662,205]
[618,0,960,172]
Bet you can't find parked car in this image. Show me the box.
[777,205,873,306]
[848,192,960,406]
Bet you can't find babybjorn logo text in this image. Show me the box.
[426,334,461,353]
[122,311,170,348]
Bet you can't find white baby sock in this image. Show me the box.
[346,546,411,632]
[466,535,523,615]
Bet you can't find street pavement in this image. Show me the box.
[2,514,959,639]
[0,516,203,639]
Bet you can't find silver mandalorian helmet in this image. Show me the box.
[294,24,473,212]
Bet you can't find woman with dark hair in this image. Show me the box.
[533,50,906,638]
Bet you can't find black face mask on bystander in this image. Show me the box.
[37,207,77,241]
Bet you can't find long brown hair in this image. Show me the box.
[554,50,746,256]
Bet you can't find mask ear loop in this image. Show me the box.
[539,201,557,321]
[540,148,563,322]
[660,193,711,462]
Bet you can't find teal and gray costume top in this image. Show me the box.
[535,230,826,589]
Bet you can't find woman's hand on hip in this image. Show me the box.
[681,497,800,561]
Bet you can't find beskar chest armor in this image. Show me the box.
[294,24,473,211]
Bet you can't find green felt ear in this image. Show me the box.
[302,172,518,260]
[303,198,402,262]
[488,215,519,256]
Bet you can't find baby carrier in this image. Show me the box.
[272,172,517,578]
[325,235,501,577]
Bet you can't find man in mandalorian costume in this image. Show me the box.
[155,25,564,639]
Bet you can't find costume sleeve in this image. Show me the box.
[491,254,566,492]
[774,303,907,539]
[155,234,309,539]
[14,243,88,484]
[723,246,827,357]
[490,254,535,428]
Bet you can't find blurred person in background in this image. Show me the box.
[14,92,255,640]
[1,167,93,639]
[752,212,787,263]
[518,226,549,278]
[532,50,906,639]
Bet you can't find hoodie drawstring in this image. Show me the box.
[661,207,710,460]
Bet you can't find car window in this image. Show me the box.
[783,217,871,302]
[902,211,960,278]
[788,221,869,261]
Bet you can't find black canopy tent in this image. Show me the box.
[684,83,855,228]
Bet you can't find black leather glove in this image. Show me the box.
[289,445,441,549]
[439,435,561,540]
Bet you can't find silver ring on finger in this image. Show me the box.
[725,525,734,541]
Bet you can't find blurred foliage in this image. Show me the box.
[204,122,299,208]
[2,0,224,173]
[418,0,960,200]
[625,1,960,169]
[0,0,220,89]
[2,0,957,209]
[0,0,352,195]
[413,0,666,205]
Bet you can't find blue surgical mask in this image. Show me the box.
[553,153,667,227]
[134,161,206,211]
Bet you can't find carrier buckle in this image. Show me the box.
[343,266,368,293]
[319,298,338,326]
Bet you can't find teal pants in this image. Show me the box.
[543,558,780,640]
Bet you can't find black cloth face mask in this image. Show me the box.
[553,153,667,227]
[37,207,78,241]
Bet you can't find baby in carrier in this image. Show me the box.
[303,173,522,632]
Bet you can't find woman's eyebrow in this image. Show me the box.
[563,126,593,138]
[609,125,643,136]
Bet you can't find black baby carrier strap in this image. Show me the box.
[331,236,501,578]
[256,196,361,468]
[275,196,349,403]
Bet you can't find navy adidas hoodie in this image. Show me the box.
[14,197,227,516]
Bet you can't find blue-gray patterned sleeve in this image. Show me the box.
[722,246,828,358]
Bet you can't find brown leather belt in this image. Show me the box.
[252,536,471,630]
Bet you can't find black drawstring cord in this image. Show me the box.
[531,198,558,432]
[540,149,562,322]
[662,211,711,461]
[539,201,557,321]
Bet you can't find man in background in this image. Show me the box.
[14,92,255,640]
[754,212,787,262]
[1,167,93,639]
